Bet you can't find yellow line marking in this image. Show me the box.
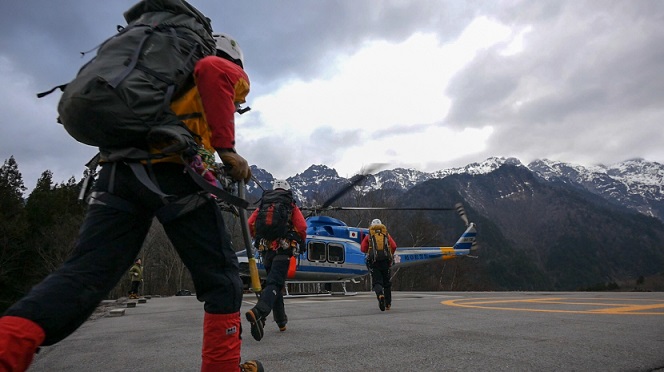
[591,304,664,314]
[442,297,664,315]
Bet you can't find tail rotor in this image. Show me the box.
[455,202,469,227]
[455,202,480,256]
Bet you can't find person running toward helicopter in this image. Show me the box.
[0,31,263,372]
[245,179,307,341]
[361,219,397,311]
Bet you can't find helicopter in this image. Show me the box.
[234,166,478,295]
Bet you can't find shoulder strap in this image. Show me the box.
[183,165,248,209]
[369,234,377,262]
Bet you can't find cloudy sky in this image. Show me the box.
[1,1,663,193]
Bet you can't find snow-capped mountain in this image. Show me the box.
[528,158,664,220]
[250,157,664,222]
[248,157,664,290]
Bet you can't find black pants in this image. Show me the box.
[129,280,141,295]
[369,259,392,307]
[3,162,242,345]
[255,249,290,324]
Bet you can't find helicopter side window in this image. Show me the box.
[308,241,326,262]
[327,243,344,264]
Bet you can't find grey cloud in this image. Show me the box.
[449,1,663,117]
[1,0,663,192]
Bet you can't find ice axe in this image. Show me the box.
[237,180,262,295]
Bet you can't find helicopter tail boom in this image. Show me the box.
[393,222,477,266]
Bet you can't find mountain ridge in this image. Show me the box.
[247,157,664,290]
[250,157,664,222]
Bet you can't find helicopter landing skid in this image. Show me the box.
[284,280,358,297]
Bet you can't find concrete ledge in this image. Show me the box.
[126,302,136,308]
[109,309,125,317]
[138,299,147,304]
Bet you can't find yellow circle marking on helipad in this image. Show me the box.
[442,297,664,315]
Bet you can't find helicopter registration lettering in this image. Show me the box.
[401,254,430,262]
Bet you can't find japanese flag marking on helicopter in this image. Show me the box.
[349,231,358,238]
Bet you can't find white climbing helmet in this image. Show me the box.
[213,33,244,67]
[273,179,290,190]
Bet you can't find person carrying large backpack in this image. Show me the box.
[245,180,307,341]
[361,219,398,311]
[0,1,262,371]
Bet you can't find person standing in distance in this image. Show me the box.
[128,258,143,299]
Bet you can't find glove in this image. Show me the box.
[218,149,251,183]
[285,230,299,243]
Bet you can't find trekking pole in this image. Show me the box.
[78,153,100,202]
[237,180,262,295]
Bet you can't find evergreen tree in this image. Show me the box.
[0,156,26,211]
[0,156,28,312]
[26,172,86,278]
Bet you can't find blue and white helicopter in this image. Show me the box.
[235,169,478,295]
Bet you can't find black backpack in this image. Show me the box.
[254,189,294,241]
[39,0,216,155]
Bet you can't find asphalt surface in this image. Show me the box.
[29,291,664,372]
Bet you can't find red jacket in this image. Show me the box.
[144,56,251,167]
[248,202,308,250]
[193,56,250,151]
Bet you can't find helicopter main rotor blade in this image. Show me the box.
[319,163,386,210]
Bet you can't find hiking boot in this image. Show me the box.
[245,308,265,341]
[386,304,391,311]
[240,359,264,372]
[378,295,386,311]
[275,314,288,332]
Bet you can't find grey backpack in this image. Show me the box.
[40,0,216,154]
[38,0,250,210]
